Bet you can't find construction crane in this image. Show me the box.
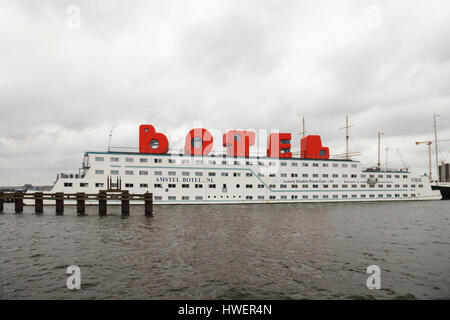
[440,150,450,165]
[415,139,450,182]
[396,148,409,171]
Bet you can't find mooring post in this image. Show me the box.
[121,191,129,216]
[35,192,43,214]
[14,191,23,213]
[0,191,4,213]
[99,191,107,216]
[76,192,86,215]
[55,192,64,215]
[144,192,153,216]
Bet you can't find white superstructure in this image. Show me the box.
[50,151,442,204]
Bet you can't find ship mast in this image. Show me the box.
[339,116,353,159]
[377,131,384,171]
[301,116,306,138]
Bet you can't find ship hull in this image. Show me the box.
[431,185,450,200]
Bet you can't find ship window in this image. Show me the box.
[195,160,203,164]
[154,171,162,175]
[352,164,357,168]
[125,183,133,188]
[333,163,338,167]
[154,184,162,188]
[182,159,190,164]
[323,184,328,188]
[258,173,264,177]
[291,195,298,199]
[313,184,318,188]
[154,159,162,163]
[361,184,366,188]
[378,194,383,198]
[209,184,216,188]
[281,162,287,166]
[95,157,104,161]
[246,161,253,165]
[168,159,176,164]
[258,184,265,188]
[387,184,392,188]
[195,196,203,200]
[280,184,287,188]
[351,174,357,178]
[332,184,338,188]
[80,183,88,187]
[168,196,176,200]
[403,175,408,178]
[182,196,189,200]
[312,174,319,178]
[222,160,227,165]
[168,171,176,176]
[313,195,319,199]
[64,183,72,187]
[281,173,287,177]
[125,170,133,175]
[140,184,148,188]
[221,172,228,177]
[332,174,338,178]
[110,170,119,175]
[95,170,104,175]
[323,163,328,167]
[378,184,383,188]
[302,174,308,178]
[342,184,348,188]
[245,184,253,188]
[209,172,216,176]
[125,158,134,163]
[258,161,265,166]
[291,184,298,188]
[378,175,383,178]
[292,162,298,166]
[302,163,308,167]
[236,184,240,188]
[182,172,190,176]
[270,184,276,188]
[233,172,241,177]
[313,163,319,167]
[209,160,216,165]
[258,196,265,199]
[195,172,203,176]
[342,164,348,168]
[302,184,308,188]
[352,184,357,188]
[269,173,275,177]
[182,184,189,188]
[111,157,119,162]
[323,195,329,199]
[361,174,366,178]
[281,195,287,199]
[419,184,423,188]
[352,195,357,198]
[269,196,276,200]
[333,195,338,198]
[246,196,253,200]
[395,184,400,188]
[403,184,408,188]
[302,195,308,199]
[291,173,298,177]
[342,174,348,178]
[234,161,240,165]
[154,196,162,200]
[387,194,392,197]
[139,171,148,175]
[140,158,148,163]
[322,174,328,178]
[361,194,366,198]
[195,184,203,188]
[387,175,392,178]
[168,184,176,188]
[246,173,252,177]
[95,183,104,188]
[342,195,348,198]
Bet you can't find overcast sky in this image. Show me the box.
[1,0,450,185]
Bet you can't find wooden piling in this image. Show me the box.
[144,192,153,216]
[14,192,23,213]
[0,192,4,213]
[55,192,64,215]
[99,191,107,216]
[121,191,129,216]
[76,192,86,215]
[35,192,43,214]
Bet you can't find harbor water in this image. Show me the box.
[0,201,449,299]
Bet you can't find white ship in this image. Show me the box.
[46,124,441,204]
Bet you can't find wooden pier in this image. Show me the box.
[0,191,153,216]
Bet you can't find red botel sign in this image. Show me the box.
[139,124,329,159]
